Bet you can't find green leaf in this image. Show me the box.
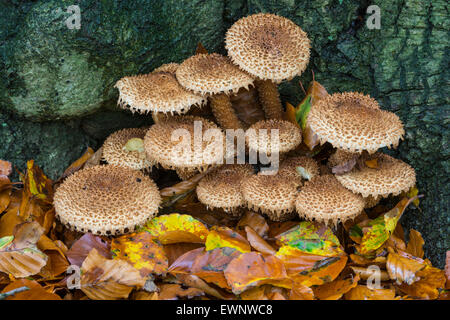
[296,95,312,129]
[0,236,14,250]
[275,221,343,257]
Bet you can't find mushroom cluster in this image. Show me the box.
[54,13,417,236]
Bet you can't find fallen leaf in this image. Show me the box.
[195,42,208,54]
[406,229,425,259]
[160,172,209,207]
[224,252,290,294]
[38,234,70,278]
[205,226,250,253]
[80,248,146,300]
[313,274,360,300]
[364,159,378,169]
[1,279,61,300]
[236,211,269,238]
[112,231,168,277]
[283,102,301,128]
[175,273,234,300]
[245,226,277,255]
[159,283,204,300]
[397,264,446,299]
[344,285,396,300]
[143,213,209,244]
[0,222,48,278]
[289,283,315,300]
[350,266,389,281]
[275,221,343,257]
[55,147,94,182]
[66,233,111,267]
[349,254,386,266]
[386,249,425,285]
[0,160,12,177]
[163,243,204,266]
[446,251,450,290]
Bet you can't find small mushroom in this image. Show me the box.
[241,173,300,221]
[54,165,161,236]
[335,152,416,198]
[196,164,254,215]
[115,72,205,115]
[226,13,311,119]
[277,156,320,182]
[143,115,225,175]
[102,128,154,171]
[245,119,302,157]
[308,92,405,153]
[176,53,254,129]
[295,175,365,226]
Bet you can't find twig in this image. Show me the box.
[0,286,29,300]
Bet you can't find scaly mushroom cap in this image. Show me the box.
[115,72,205,114]
[152,63,179,74]
[225,13,311,83]
[246,119,302,155]
[295,175,365,225]
[144,116,225,172]
[102,128,153,171]
[278,156,320,181]
[335,153,416,198]
[176,53,254,95]
[241,174,299,221]
[196,164,254,212]
[308,92,405,153]
[364,195,381,209]
[54,165,161,236]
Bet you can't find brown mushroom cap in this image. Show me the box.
[152,63,179,74]
[278,156,320,181]
[54,165,161,236]
[196,164,254,212]
[335,153,416,198]
[241,174,299,221]
[246,119,302,155]
[308,92,405,153]
[295,175,365,225]
[115,72,205,114]
[176,53,254,95]
[225,13,311,83]
[102,128,153,171]
[144,115,225,172]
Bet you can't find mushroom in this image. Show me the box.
[102,128,154,171]
[143,115,225,176]
[307,92,405,153]
[152,62,180,74]
[196,164,254,215]
[335,152,416,198]
[115,72,205,115]
[54,165,161,236]
[226,13,311,119]
[327,149,360,175]
[295,175,365,226]
[176,53,254,129]
[245,119,302,167]
[241,173,300,222]
[277,156,320,181]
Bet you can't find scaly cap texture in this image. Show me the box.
[225,13,311,83]
[308,92,405,153]
[335,153,416,198]
[115,72,205,114]
[176,53,254,95]
[54,165,161,236]
[295,175,365,226]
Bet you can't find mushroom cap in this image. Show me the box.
[278,156,320,181]
[335,153,416,198]
[54,165,161,236]
[144,115,226,172]
[225,13,311,83]
[364,195,381,209]
[176,53,254,95]
[196,164,254,212]
[152,63,179,74]
[308,92,405,153]
[102,128,154,171]
[246,119,302,155]
[327,149,359,168]
[295,175,365,225]
[115,72,205,114]
[241,174,299,221]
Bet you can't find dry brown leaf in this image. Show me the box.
[158,283,205,300]
[406,229,425,259]
[236,210,269,238]
[313,274,360,300]
[386,249,425,285]
[80,248,146,300]
[1,279,61,300]
[66,233,111,267]
[344,285,396,300]
[446,251,450,290]
[175,273,235,300]
[350,266,389,281]
[289,283,315,300]
[349,254,386,266]
[37,234,70,278]
[56,147,94,183]
[397,264,446,299]
[163,242,204,266]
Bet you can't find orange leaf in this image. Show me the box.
[386,250,425,285]
[66,233,111,267]
[344,285,396,300]
[446,251,450,290]
[37,234,70,278]
[364,159,379,169]
[398,264,446,299]
[224,252,290,294]
[406,229,425,259]
[313,275,360,300]
[56,147,94,182]
[245,226,277,255]
[237,211,269,238]
[205,226,251,253]
[0,160,12,177]
[289,283,315,300]
[1,279,61,300]
[158,283,204,300]
[283,102,300,128]
[350,266,389,281]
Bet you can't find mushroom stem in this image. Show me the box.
[255,79,283,120]
[209,93,244,130]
